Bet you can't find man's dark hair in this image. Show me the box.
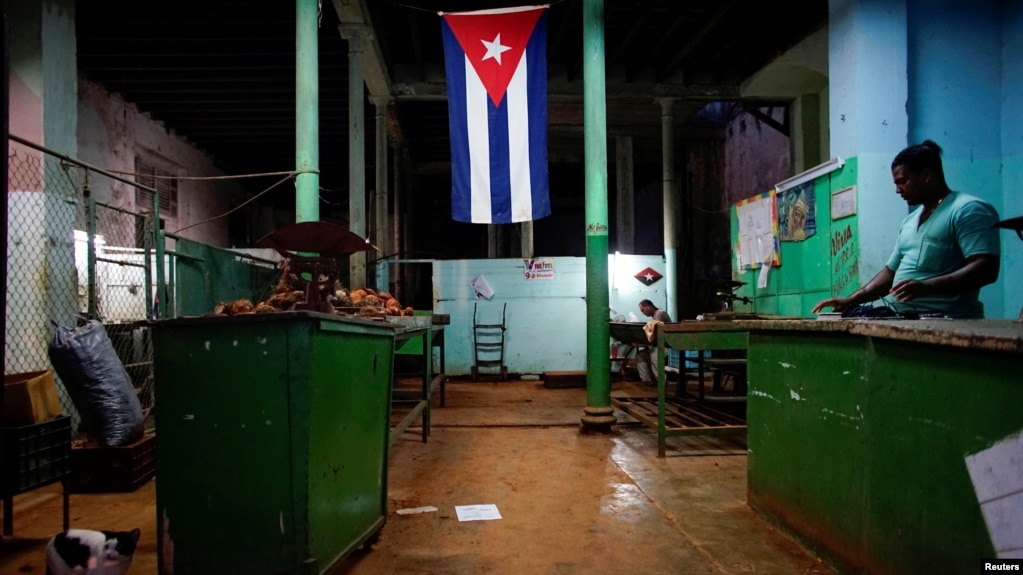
[639,299,654,308]
[892,139,945,177]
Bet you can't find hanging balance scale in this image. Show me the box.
[257,221,378,314]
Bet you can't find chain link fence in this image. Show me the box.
[6,143,157,432]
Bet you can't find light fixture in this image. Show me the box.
[775,157,845,193]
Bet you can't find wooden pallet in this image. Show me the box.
[612,396,746,455]
[613,396,746,432]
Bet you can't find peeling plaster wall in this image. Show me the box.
[5,0,80,376]
[682,140,730,317]
[723,108,791,207]
[77,79,241,247]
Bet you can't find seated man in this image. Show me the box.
[634,299,671,383]
[812,140,1000,318]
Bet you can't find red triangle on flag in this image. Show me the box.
[442,8,544,106]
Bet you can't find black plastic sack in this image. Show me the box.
[48,319,145,447]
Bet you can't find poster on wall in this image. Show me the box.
[735,190,780,270]
[524,258,556,280]
[778,181,816,241]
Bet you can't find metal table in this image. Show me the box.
[612,317,802,456]
[390,322,446,447]
[611,320,756,456]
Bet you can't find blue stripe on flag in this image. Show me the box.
[442,20,473,223]
[525,12,549,220]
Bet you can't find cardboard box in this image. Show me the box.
[2,370,63,426]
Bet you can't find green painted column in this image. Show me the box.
[295,0,319,223]
[580,0,615,432]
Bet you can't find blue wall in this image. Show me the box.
[433,255,667,375]
[828,0,908,290]
[1003,2,1023,317]
[828,0,1017,318]
[908,0,1006,317]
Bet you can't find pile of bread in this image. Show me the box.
[213,267,413,317]
[343,287,414,317]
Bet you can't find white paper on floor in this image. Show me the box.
[454,504,502,522]
[396,506,438,515]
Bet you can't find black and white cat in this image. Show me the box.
[45,528,141,575]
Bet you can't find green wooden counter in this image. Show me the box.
[153,311,399,575]
[738,318,1023,575]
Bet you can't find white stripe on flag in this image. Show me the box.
[465,54,491,223]
[506,54,532,222]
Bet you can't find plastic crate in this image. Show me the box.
[666,349,706,370]
[69,432,156,493]
[1,415,73,495]
[667,348,681,369]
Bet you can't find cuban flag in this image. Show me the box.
[441,5,550,224]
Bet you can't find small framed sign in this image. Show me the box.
[831,186,857,220]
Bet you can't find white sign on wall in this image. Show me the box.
[831,186,857,220]
[524,258,555,280]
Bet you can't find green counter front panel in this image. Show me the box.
[152,312,396,575]
[747,330,1023,575]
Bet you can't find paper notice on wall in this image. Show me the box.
[735,191,780,270]
[757,260,771,289]
[470,275,494,300]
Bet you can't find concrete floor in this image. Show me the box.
[0,377,836,575]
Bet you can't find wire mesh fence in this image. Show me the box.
[89,199,156,413]
[5,144,156,432]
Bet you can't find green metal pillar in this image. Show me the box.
[295,0,319,224]
[581,0,615,432]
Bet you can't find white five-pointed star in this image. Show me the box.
[644,273,655,282]
[480,33,512,65]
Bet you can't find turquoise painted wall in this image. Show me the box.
[828,0,908,286]
[731,159,859,317]
[1002,3,1023,316]
[42,0,77,156]
[433,255,667,375]
[908,0,1006,318]
[827,0,1016,318]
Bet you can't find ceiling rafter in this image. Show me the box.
[658,0,736,80]
[607,2,656,77]
[74,0,827,200]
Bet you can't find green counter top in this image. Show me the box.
[660,318,1023,355]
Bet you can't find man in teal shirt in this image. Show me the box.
[812,140,1000,319]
